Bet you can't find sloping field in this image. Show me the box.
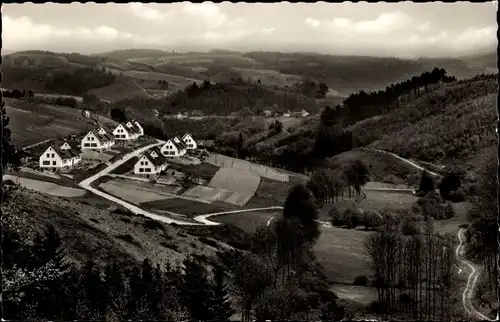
[232,68,302,87]
[88,78,149,102]
[183,185,253,206]
[209,167,260,196]
[255,131,291,149]
[106,68,202,89]
[207,154,289,182]
[99,179,179,204]
[5,99,102,148]
[4,174,86,197]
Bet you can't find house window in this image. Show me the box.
[145,168,151,172]
[51,154,55,158]
[144,161,148,165]
[140,161,144,165]
[46,153,50,158]
[139,168,144,173]
[43,161,50,165]
[52,161,56,165]
[91,143,97,147]
[84,143,90,147]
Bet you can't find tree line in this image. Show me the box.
[44,67,116,96]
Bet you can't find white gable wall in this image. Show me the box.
[161,141,182,157]
[134,121,144,135]
[134,155,160,175]
[113,124,131,140]
[81,131,103,150]
[39,147,69,168]
[183,134,197,150]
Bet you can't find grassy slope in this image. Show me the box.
[5,98,111,148]
[7,188,232,269]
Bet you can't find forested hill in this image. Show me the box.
[110,79,320,116]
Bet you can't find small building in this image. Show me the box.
[134,149,168,176]
[160,139,187,157]
[81,130,115,152]
[300,109,310,117]
[39,144,81,170]
[282,110,291,117]
[182,132,197,150]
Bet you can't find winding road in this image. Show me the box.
[456,228,496,321]
[77,142,489,319]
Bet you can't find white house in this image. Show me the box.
[134,152,167,176]
[126,119,144,136]
[113,124,139,141]
[182,133,197,150]
[282,110,291,117]
[81,130,115,152]
[39,145,81,170]
[160,139,186,157]
[300,109,310,117]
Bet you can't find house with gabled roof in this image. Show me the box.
[113,124,139,141]
[134,149,168,176]
[81,129,115,152]
[182,132,197,150]
[126,119,144,136]
[160,139,186,157]
[39,143,81,170]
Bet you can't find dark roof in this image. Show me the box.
[174,137,188,149]
[49,146,80,160]
[167,139,182,151]
[182,132,192,140]
[141,154,164,167]
[90,130,112,143]
[151,147,168,163]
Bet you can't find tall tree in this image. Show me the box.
[208,264,235,320]
[181,258,213,320]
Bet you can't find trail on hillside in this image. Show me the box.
[359,147,442,178]
[456,228,496,321]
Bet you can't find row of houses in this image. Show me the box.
[132,133,199,175]
[38,119,145,170]
[262,109,310,118]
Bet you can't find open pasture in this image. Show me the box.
[207,153,289,182]
[182,185,253,207]
[209,167,261,197]
[4,174,86,198]
[140,198,236,217]
[98,178,179,204]
[232,68,302,87]
[5,99,98,148]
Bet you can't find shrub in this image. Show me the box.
[401,216,420,236]
[353,275,369,286]
[418,171,435,194]
[361,211,384,230]
[446,188,466,203]
[142,219,164,231]
[198,237,219,248]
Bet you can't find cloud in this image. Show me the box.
[305,17,321,28]
[129,3,169,21]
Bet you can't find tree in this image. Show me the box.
[418,170,435,194]
[110,107,127,123]
[208,264,235,320]
[439,170,462,198]
[1,100,21,175]
[181,258,213,320]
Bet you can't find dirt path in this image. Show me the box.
[456,228,495,321]
[360,147,442,178]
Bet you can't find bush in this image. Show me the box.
[198,237,219,248]
[353,275,369,286]
[401,216,420,236]
[446,188,466,203]
[361,211,384,230]
[142,219,164,231]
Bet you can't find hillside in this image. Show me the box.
[4,98,116,148]
[348,77,498,168]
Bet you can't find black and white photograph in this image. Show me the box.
[1,2,498,321]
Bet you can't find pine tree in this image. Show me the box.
[418,170,435,194]
[208,264,235,321]
[181,258,213,320]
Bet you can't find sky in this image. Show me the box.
[2,2,498,58]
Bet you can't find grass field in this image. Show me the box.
[111,157,138,175]
[177,162,220,180]
[207,153,289,182]
[232,68,302,87]
[141,198,236,217]
[183,185,252,207]
[329,149,423,186]
[209,167,261,196]
[99,178,180,204]
[4,174,86,197]
[5,99,98,148]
